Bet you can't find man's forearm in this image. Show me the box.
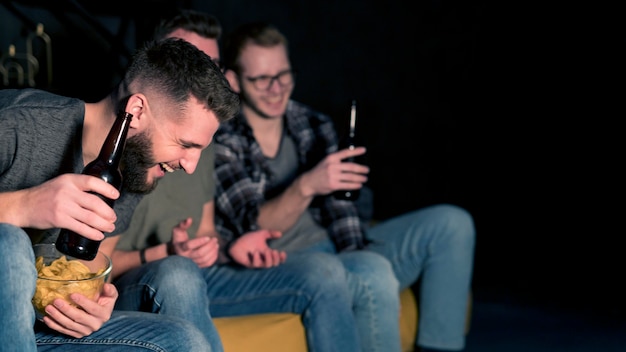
[0,190,29,227]
[257,175,313,232]
[110,242,169,279]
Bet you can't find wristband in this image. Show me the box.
[166,241,176,256]
[139,248,147,264]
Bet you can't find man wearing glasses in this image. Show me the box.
[215,21,475,352]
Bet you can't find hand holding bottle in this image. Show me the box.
[294,101,368,198]
[8,173,118,240]
[334,100,367,200]
[332,146,369,199]
[297,146,369,197]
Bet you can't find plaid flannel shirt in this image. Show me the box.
[213,100,367,260]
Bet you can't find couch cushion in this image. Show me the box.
[215,313,307,352]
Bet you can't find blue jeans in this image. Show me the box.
[301,204,475,351]
[114,251,361,352]
[0,223,211,352]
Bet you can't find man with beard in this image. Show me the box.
[111,10,362,352]
[0,37,239,351]
[213,22,475,352]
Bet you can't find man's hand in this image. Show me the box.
[229,230,286,268]
[41,282,117,338]
[5,174,119,241]
[170,217,219,268]
[298,147,369,197]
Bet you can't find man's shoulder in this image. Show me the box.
[214,114,249,145]
[286,100,332,124]
[0,88,78,107]
[284,100,335,137]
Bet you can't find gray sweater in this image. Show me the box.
[0,88,141,243]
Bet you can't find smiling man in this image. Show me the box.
[0,37,239,351]
[214,22,475,352]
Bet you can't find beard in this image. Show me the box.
[120,131,158,194]
[241,89,276,120]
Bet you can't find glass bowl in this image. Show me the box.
[31,243,112,320]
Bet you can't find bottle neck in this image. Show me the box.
[98,111,133,168]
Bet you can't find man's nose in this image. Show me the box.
[179,149,202,174]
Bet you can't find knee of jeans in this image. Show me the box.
[0,224,34,265]
[349,251,399,292]
[366,253,399,293]
[287,253,354,296]
[0,224,31,249]
[0,225,37,297]
[432,204,476,247]
[301,253,346,280]
[153,256,205,290]
[150,315,212,351]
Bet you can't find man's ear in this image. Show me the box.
[224,69,240,93]
[124,94,146,130]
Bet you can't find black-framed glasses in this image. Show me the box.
[245,69,295,90]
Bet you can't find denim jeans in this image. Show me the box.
[0,223,211,352]
[301,204,475,351]
[114,251,361,352]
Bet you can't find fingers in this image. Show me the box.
[254,229,282,240]
[183,237,218,268]
[247,249,286,268]
[58,192,114,241]
[17,174,118,233]
[304,148,369,196]
[267,230,282,239]
[192,237,219,267]
[61,175,120,240]
[72,185,119,231]
[336,166,369,184]
[79,175,120,201]
[195,249,219,268]
[336,160,369,176]
[185,236,213,252]
[176,217,193,230]
[42,312,92,338]
[42,297,104,338]
[100,283,118,300]
[171,218,193,243]
[334,146,367,161]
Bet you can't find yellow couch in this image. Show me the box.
[214,288,419,352]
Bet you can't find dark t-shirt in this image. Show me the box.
[0,88,141,243]
[265,133,327,252]
[115,144,215,251]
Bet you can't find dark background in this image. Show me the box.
[1,0,620,321]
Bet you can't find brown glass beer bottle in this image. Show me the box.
[55,111,132,260]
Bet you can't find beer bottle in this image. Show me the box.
[334,100,362,201]
[55,110,133,260]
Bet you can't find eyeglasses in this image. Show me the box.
[245,69,295,90]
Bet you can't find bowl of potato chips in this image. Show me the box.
[31,243,112,320]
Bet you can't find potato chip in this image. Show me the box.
[32,255,106,315]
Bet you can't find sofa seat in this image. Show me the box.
[214,288,418,352]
